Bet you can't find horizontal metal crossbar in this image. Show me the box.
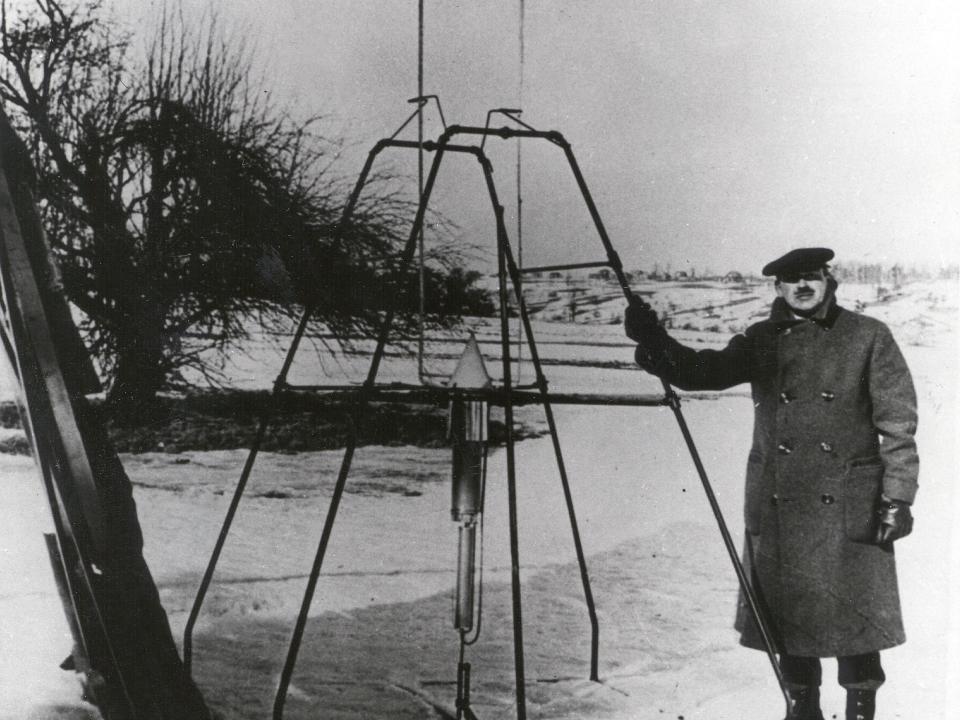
[443,124,565,145]
[518,261,610,275]
[278,382,672,407]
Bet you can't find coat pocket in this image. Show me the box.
[743,450,764,534]
[843,459,883,543]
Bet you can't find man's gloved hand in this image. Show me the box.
[625,298,672,372]
[875,498,913,545]
[624,298,662,343]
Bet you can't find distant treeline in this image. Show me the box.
[616,262,959,285]
[829,262,959,285]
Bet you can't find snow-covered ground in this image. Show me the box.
[1,278,957,719]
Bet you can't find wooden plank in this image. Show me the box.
[0,165,106,556]
[0,111,209,719]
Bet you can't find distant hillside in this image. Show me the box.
[480,274,957,346]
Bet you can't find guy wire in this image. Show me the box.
[515,0,525,380]
[417,0,427,378]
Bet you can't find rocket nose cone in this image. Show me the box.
[450,333,492,389]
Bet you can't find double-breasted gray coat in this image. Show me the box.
[635,289,918,657]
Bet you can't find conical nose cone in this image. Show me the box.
[450,333,492,389]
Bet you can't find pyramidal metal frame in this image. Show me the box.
[183,113,791,719]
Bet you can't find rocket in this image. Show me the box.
[448,333,491,634]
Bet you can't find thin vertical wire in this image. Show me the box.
[517,0,525,263]
[515,0,525,381]
[417,0,426,380]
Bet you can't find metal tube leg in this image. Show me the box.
[540,401,599,680]
[184,410,269,674]
[665,390,790,714]
[272,143,444,719]
[185,303,316,675]
[498,227,600,682]
[272,435,358,720]
[503,446,526,720]
[493,207,527,720]
[556,138,790,711]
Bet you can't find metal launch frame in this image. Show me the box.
[183,110,791,719]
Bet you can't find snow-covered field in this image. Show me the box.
[1,278,957,719]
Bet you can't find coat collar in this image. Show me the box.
[768,290,841,330]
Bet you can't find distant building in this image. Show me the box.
[722,271,744,283]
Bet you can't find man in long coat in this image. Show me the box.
[624,248,918,720]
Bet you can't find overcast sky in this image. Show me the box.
[124,0,959,275]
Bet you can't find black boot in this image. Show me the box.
[846,689,876,720]
[784,687,825,720]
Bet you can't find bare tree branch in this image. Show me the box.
[0,0,488,415]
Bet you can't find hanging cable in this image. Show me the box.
[516,0,525,268]
[514,0,526,380]
[417,0,427,380]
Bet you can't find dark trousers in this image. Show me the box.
[780,652,885,691]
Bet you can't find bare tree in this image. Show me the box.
[0,0,473,417]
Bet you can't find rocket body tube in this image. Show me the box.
[455,523,477,632]
[449,396,488,632]
[450,398,487,521]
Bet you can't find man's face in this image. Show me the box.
[776,269,828,315]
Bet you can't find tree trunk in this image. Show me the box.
[104,112,172,424]
[106,325,167,425]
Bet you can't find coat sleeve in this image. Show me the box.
[868,324,919,503]
[634,330,759,391]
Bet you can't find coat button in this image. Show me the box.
[771,494,780,506]
[821,494,836,505]
[777,442,793,455]
[821,391,836,401]
[819,441,833,452]
[779,391,794,404]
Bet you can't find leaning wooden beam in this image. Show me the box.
[0,109,210,719]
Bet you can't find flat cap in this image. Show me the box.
[762,247,834,277]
